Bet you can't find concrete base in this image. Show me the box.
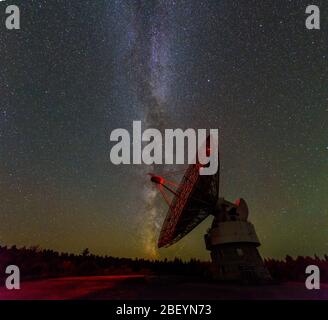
[209,243,272,283]
[205,221,272,283]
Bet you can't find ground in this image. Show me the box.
[0,275,327,300]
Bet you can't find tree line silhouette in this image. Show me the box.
[0,245,327,283]
[0,245,208,282]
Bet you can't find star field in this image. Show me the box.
[0,0,327,260]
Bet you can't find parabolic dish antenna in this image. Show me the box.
[150,135,220,248]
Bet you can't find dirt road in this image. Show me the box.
[0,275,327,300]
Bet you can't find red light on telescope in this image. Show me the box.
[150,174,164,185]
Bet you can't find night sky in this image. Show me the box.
[0,0,327,261]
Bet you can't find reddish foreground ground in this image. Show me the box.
[0,275,327,300]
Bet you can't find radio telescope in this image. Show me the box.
[149,136,271,283]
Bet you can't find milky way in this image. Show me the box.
[0,0,327,260]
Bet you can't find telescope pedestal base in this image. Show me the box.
[208,244,272,283]
[204,221,272,283]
